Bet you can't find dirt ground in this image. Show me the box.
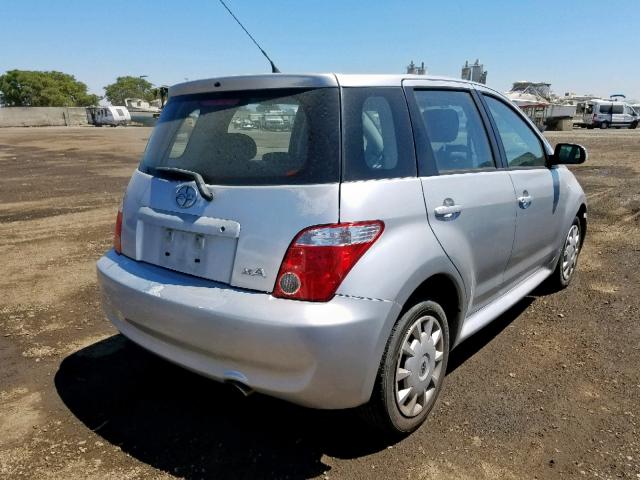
[0,126,639,480]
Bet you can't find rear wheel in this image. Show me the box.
[547,216,582,290]
[600,122,609,129]
[361,300,449,435]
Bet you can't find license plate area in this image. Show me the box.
[161,228,209,274]
[137,207,239,283]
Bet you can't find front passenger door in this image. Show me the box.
[481,94,562,288]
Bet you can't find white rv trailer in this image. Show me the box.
[87,106,131,127]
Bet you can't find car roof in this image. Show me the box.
[169,73,493,97]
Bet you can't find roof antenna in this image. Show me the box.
[218,0,280,73]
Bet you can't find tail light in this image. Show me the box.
[273,221,384,302]
[113,204,123,254]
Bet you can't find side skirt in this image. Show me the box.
[454,267,552,347]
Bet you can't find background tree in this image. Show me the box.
[0,70,99,107]
[104,76,155,105]
[151,86,169,107]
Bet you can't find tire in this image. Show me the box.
[546,216,582,290]
[360,300,449,436]
[600,122,609,129]
[586,125,594,130]
[630,122,638,130]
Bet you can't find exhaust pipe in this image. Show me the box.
[227,380,253,397]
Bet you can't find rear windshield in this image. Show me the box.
[140,88,340,185]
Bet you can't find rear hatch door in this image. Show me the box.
[130,84,341,293]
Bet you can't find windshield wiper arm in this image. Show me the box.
[153,167,214,201]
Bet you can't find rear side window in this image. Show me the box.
[599,104,612,114]
[612,104,624,114]
[140,88,340,186]
[342,88,416,181]
[484,96,546,168]
[413,90,495,173]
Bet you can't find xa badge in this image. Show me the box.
[175,184,197,208]
[242,267,266,278]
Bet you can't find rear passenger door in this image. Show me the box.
[480,93,561,287]
[404,82,517,314]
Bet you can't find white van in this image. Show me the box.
[88,106,131,127]
[582,100,638,129]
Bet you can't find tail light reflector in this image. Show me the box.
[113,207,123,254]
[273,221,384,302]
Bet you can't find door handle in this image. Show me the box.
[434,199,462,220]
[517,190,532,209]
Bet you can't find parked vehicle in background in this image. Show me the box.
[86,106,130,127]
[583,99,639,129]
[97,73,588,435]
[124,98,161,126]
[263,115,287,131]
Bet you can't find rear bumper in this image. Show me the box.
[97,250,400,409]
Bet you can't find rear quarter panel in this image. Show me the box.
[120,169,151,258]
[337,178,466,347]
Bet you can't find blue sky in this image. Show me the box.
[1,0,639,101]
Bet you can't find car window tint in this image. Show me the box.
[599,104,612,114]
[169,109,200,158]
[343,87,416,181]
[612,104,624,114]
[484,96,546,168]
[140,88,340,186]
[413,90,495,173]
[361,96,399,171]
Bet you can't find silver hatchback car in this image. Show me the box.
[97,73,587,434]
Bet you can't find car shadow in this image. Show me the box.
[55,335,390,479]
[55,294,542,479]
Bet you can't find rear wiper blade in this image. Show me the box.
[152,167,214,201]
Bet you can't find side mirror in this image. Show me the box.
[552,143,587,165]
